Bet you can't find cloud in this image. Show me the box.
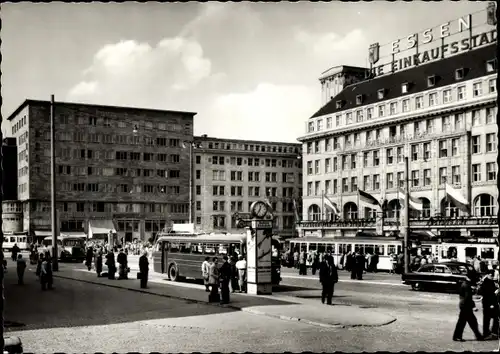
[295,28,368,67]
[197,83,319,142]
[67,37,216,105]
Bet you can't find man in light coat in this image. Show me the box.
[202,256,211,292]
[235,255,247,293]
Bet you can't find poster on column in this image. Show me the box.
[256,230,272,284]
[246,229,256,283]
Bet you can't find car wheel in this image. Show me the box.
[168,264,179,282]
[412,282,422,291]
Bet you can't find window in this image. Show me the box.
[397,172,404,188]
[486,59,497,72]
[429,92,437,106]
[402,99,410,112]
[378,105,385,117]
[373,150,380,166]
[363,152,369,167]
[386,148,394,164]
[196,186,201,195]
[346,112,353,124]
[423,169,431,186]
[326,117,332,129]
[486,107,495,124]
[411,144,418,161]
[307,182,312,196]
[366,108,373,120]
[442,115,451,132]
[427,76,436,87]
[457,86,466,101]
[411,170,419,187]
[472,164,481,182]
[342,155,348,170]
[489,79,496,93]
[316,119,323,131]
[473,82,482,97]
[402,82,409,93]
[350,154,356,169]
[415,96,423,109]
[386,173,394,189]
[452,166,461,184]
[325,158,331,173]
[397,147,403,163]
[308,121,314,133]
[454,113,463,129]
[472,135,481,154]
[307,161,313,175]
[356,110,363,122]
[487,162,497,181]
[169,170,180,178]
[377,89,385,99]
[356,95,363,104]
[451,138,459,156]
[472,110,481,126]
[455,68,464,80]
[423,142,431,160]
[486,133,496,152]
[342,178,349,192]
[336,101,343,109]
[315,181,321,195]
[439,140,447,158]
[373,174,380,190]
[363,176,370,190]
[351,177,358,192]
[439,167,447,184]
[389,102,397,115]
[443,89,452,103]
[314,160,320,174]
[335,115,341,126]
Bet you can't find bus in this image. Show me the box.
[40,236,86,262]
[2,232,30,252]
[152,233,282,285]
[289,236,404,272]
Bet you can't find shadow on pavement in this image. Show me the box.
[3,267,246,332]
[272,284,313,292]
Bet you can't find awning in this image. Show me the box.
[410,230,437,240]
[34,230,52,237]
[60,232,87,238]
[88,220,116,239]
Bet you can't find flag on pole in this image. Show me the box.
[292,198,301,221]
[445,183,469,210]
[323,194,341,216]
[398,187,424,211]
[358,189,380,207]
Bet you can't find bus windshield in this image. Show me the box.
[63,238,84,247]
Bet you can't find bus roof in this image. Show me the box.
[288,236,400,243]
[157,233,246,244]
[43,236,85,241]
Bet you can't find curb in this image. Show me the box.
[53,273,397,328]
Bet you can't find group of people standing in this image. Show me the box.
[202,254,247,305]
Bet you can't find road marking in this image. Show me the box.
[282,274,407,287]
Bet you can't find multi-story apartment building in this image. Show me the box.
[298,34,497,261]
[192,135,303,238]
[6,99,196,242]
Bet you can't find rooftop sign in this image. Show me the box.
[367,2,497,78]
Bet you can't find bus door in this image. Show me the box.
[152,241,164,273]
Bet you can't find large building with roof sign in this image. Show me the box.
[297,10,497,263]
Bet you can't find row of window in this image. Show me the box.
[11,115,27,136]
[308,76,496,133]
[194,200,297,213]
[52,182,182,195]
[306,162,497,196]
[201,170,298,183]
[306,134,497,175]
[306,108,496,154]
[60,219,174,233]
[208,185,296,198]
[56,165,181,179]
[205,156,300,169]
[54,201,189,214]
[204,141,299,154]
[196,214,295,229]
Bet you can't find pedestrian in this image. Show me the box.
[478,269,499,339]
[85,245,93,271]
[11,243,20,262]
[319,255,338,305]
[372,252,379,273]
[105,251,116,280]
[453,275,483,341]
[390,253,397,274]
[16,254,26,285]
[208,257,220,303]
[349,252,357,280]
[293,250,299,269]
[139,251,149,289]
[117,249,128,280]
[219,255,231,304]
[355,250,365,280]
[36,253,44,278]
[311,251,320,276]
[96,250,103,277]
[299,249,307,276]
[41,254,54,290]
[202,256,211,292]
[235,255,247,293]
[230,255,239,293]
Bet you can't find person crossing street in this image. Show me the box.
[319,254,338,305]
[453,275,483,342]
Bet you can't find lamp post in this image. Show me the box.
[50,95,59,272]
[182,141,194,224]
[404,156,410,274]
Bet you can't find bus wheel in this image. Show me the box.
[411,282,422,291]
[169,265,179,282]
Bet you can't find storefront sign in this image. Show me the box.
[426,216,497,226]
[297,219,376,228]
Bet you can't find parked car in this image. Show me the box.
[402,262,479,292]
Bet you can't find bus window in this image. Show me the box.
[229,243,241,257]
[481,247,495,259]
[179,243,191,254]
[374,245,385,256]
[388,245,396,255]
[365,245,375,255]
[3,238,7,243]
[169,242,180,253]
[191,243,204,254]
[154,242,161,252]
[465,247,477,259]
[204,243,216,255]
[309,243,317,251]
[218,244,229,255]
[355,244,365,254]
[9,237,15,243]
[43,240,52,247]
[421,246,432,256]
[317,243,326,254]
[397,245,402,254]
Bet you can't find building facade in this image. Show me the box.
[6,100,196,242]
[298,37,497,261]
[2,137,18,201]
[319,65,368,106]
[192,135,303,238]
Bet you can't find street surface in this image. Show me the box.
[3,256,500,352]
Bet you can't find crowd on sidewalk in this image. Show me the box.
[202,254,247,305]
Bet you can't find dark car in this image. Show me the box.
[402,262,479,292]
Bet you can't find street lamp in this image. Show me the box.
[50,95,59,272]
[182,141,195,224]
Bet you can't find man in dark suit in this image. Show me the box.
[219,255,232,304]
[453,275,483,341]
[138,251,149,289]
[478,270,499,338]
[319,255,338,305]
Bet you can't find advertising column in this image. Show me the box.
[246,219,273,295]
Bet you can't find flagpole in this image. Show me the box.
[357,190,360,219]
[404,156,410,274]
[322,190,325,221]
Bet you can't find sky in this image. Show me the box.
[1,1,488,143]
